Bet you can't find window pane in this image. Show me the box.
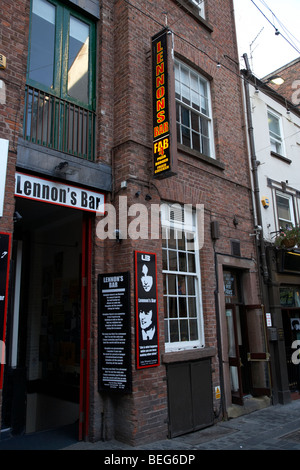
[189,319,198,340]
[29,0,56,87]
[179,251,187,272]
[177,232,185,251]
[168,275,176,295]
[179,298,187,318]
[180,320,189,341]
[202,135,210,156]
[188,297,197,317]
[277,195,291,222]
[187,276,195,295]
[68,16,89,103]
[192,132,200,152]
[188,253,196,272]
[178,275,186,295]
[181,107,190,127]
[169,298,177,318]
[169,228,177,249]
[170,320,179,342]
[191,112,199,132]
[169,250,177,271]
[182,126,191,147]
[268,113,280,137]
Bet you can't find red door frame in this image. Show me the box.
[79,214,92,441]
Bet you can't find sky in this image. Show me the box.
[233,0,300,78]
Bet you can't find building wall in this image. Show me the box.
[247,82,300,241]
[88,0,260,445]
[0,0,262,445]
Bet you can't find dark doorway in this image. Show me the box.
[2,198,89,437]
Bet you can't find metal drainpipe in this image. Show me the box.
[243,53,269,282]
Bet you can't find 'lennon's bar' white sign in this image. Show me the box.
[15,172,105,213]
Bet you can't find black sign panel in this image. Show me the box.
[0,232,11,389]
[135,251,159,369]
[152,28,177,179]
[98,272,132,393]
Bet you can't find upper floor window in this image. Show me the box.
[276,191,295,230]
[24,0,96,160]
[268,110,284,156]
[28,0,95,109]
[175,60,214,158]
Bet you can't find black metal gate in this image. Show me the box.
[166,359,214,438]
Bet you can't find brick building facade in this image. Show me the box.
[0,0,267,446]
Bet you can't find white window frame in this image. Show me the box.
[276,191,295,230]
[175,59,214,158]
[188,0,205,18]
[161,202,204,352]
[268,109,284,156]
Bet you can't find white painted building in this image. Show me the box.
[242,57,300,404]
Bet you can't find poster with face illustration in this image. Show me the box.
[135,251,159,369]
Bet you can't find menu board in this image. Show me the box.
[98,272,131,393]
[135,251,159,369]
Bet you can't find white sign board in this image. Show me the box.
[15,172,105,213]
[0,139,9,217]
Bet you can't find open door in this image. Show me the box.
[226,303,271,405]
[244,304,271,397]
[226,304,244,405]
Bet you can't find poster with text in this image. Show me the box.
[98,272,132,393]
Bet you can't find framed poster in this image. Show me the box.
[0,232,11,388]
[135,251,159,369]
[98,272,132,393]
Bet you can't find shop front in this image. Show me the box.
[1,173,104,440]
[276,250,300,397]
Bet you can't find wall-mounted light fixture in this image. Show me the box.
[264,75,284,86]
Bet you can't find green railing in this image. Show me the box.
[24,85,95,161]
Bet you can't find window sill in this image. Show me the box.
[171,0,213,32]
[162,346,216,364]
[270,151,292,164]
[178,143,225,170]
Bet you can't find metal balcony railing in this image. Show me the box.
[24,85,95,161]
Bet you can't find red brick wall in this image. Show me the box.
[88,0,259,446]
[0,0,260,446]
[0,0,29,234]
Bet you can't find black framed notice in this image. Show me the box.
[98,272,132,393]
[0,232,11,389]
[135,251,159,369]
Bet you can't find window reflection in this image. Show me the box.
[68,16,89,103]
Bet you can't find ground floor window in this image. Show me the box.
[161,203,204,351]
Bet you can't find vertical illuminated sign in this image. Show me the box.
[152,28,177,179]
